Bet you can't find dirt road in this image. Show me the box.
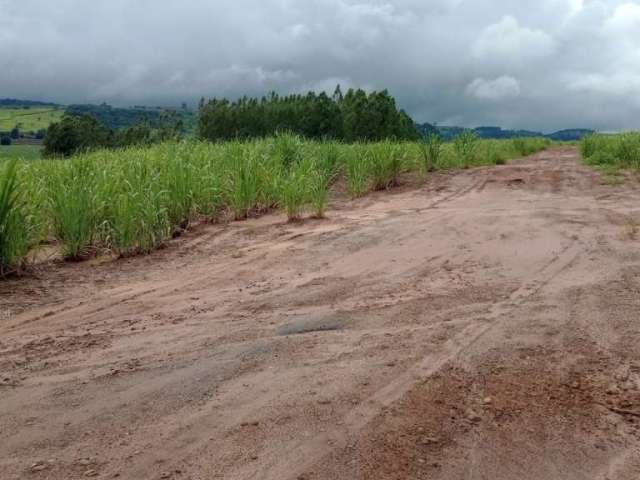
[2,147,640,479]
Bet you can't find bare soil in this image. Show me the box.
[2,147,640,479]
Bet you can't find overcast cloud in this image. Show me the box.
[2,0,639,131]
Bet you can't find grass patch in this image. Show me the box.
[0,144,43,161]
[0,160,34,275]
[0,107,64,132]
[581,132,640,171]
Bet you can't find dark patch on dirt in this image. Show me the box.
[276,315,346,336]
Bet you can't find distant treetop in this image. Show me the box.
[198,87,420,142]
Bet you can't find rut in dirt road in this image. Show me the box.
[2,147,640,480]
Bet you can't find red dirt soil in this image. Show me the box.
[2,147,640,479]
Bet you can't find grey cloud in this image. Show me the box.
[466,76,521,101]
[1,0,639,131]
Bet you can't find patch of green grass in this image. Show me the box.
[346,146,370,197]
[453,130,479,168]
[0,144,43,161]
[419,134,442,174]
[0,107,64,132]
[0,160,35,275]
[581,132,640,170]
[368,141,405,190]
[280,159,311,222]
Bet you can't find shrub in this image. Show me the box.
[0,136,11,146]
[317,142,341,180]
[0,160,32,275]
[585,150,617,167]
[581,134,603,159]
[280,161,310,222]
[512,138,527,156]
[105,156,170,255]
[420,134,441,173]
[368,141,404,190]
[453,130,478,168]
[485,142,506,165]
[44,115,112,158]
[47,157,103,260]
[346,147,369,197]
[274,132,303,171]
[227,145,260,220]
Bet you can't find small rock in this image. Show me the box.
[84,470,98,477]
[467,411,482,423]
[159,473,171,479]
[31,462,47,472]
[482,397,492,405]
[250,455,258,461]
[615,371,630,382]
[606,385,620,395]
[421,436,439,445]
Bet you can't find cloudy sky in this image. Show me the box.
[2,0,639,131]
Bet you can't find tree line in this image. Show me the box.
[41,87,419,157]
[198,86,419,142]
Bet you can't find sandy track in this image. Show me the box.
[2,147,640,479]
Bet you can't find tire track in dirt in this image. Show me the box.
[423,170,490,211]
[258,241,583,480]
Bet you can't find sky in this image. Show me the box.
[1,0,639,132]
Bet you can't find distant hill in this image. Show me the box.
[1,99,199,138]
[0,99,65,134]
[0,98,60,108]
[415,122,439,137]
[417,123,594,142]
[545,129,595,141]
[66,103,197,133]
[474,126,543,139]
